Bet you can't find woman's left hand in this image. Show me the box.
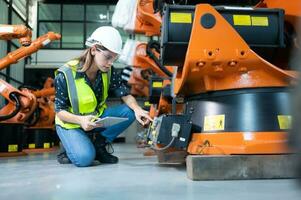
[134,108,153,126]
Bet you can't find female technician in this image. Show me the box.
[54,26,151,167]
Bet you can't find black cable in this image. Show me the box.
[0,92,21,121]
[18,85,39,91]
[147,40,160,53]
[24,107,40,126]
[146,40,173,77]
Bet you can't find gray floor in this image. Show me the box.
[0,144,300,200]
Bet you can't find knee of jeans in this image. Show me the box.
[127,108,135,122]
[72,151,95,167]
[122,105,135,121]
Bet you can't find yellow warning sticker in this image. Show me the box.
[277,115,292,130]
[170,12,192,23]
[233,15,251,26]
[44,143,50,149]
[204,115,225,131]
[8,144,18,152]
[152,81,163,88]
[251,16,269,26]
[29,144,36,149]
[144,101,151,107]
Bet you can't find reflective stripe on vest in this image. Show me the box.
[55,60,110,129]
[58,66,80,114]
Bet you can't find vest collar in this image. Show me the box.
[75,70,106,80]
[75,71,86,79]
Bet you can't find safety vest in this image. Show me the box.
[55,59,110,129]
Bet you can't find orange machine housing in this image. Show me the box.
[156,4,297,155]
[128,42,174,97]
[134,0,162,36]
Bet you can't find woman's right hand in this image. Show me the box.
[79,115,102,131]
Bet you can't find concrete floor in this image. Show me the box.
[0,144,300,200]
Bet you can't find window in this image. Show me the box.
[12,0,27,20]
[38,3,121,49]
[39,22,61,48]
[63,5,84,21]
[86,5,109,22]
[38,4,61,20]
[62,22,84,48]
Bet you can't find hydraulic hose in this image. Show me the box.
[24,107,40,126]
[146,40,173,77]
[0,92,21,121]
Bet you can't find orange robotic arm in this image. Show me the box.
[0,80,37,123]
[133,41,173,78]
[23,78,55,129]
[0,32,61,70]
[0,32,61,124]
[0,24,32,46]
[127,67,150,97]
[133,0,162,36]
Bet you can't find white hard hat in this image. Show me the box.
[85,26,123,54]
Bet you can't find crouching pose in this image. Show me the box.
[55,26,151,167]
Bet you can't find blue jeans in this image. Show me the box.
[56,104,135,167]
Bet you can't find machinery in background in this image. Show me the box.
[149,2,298,155]
[120,39,173,97]
[0,24,32,46]
[0,31,60,124]
[21,77,57,150]
[112,0,161,36]
[0,24,61,154]
[114,0,300,173]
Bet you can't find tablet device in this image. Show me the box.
[94,117,128,127]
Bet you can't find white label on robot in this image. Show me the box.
[179,137,186,142]
[224,6,253,10]
[0,82,7,92]
[42,39,51,46]
[0,27,14,33]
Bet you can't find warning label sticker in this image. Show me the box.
[204,114,225,131]
[233,15,269,26]
[251,16,269,26]
[277,115,292,130]
[8,144,18,152]
[152,81,163,88]
[170,13,192,23]
[233,15,251,26]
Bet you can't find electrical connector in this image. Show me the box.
[171,123,180,137]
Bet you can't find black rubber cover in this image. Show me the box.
[186,87,291,133]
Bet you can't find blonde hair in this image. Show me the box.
[76,47,94,72]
